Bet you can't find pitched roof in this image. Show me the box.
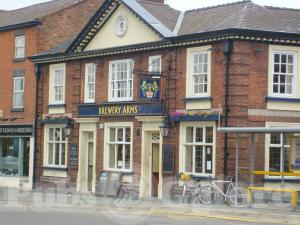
[0,0,90,29]
[178,0,300,35]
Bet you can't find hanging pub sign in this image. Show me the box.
[0,124,33,136]
[290,136,300,171]
[139,79,160,101]
[78,103,163,117]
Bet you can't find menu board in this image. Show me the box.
[69,144,78,168]
[163,144,174,173]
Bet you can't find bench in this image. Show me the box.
[247,186,298,211]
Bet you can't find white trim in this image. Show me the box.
[179,121,216,177]
[84,63,96,103]
[49,63,66,105]
[103,122,133,172]
[186,46,211,98]
[108,59,134,102]
[15,35,25,59]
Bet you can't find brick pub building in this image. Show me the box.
[31,0,300,198]
[0,0,104,190]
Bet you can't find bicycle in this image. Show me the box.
[179,173,203,204]
[198,175,247,206]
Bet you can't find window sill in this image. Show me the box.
[48,104,66,108]
[13,57,25,63]
[185,97,212,102]
[266,96,300,103]
[262,177,300,183]
[104,101,136,105]
[43,166,68,171]
[11,108,24,112]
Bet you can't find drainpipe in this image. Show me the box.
[223,40,233,177]
[33,64,41,189]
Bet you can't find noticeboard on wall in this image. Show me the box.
[163,144,174,174]
[69,144,78,168]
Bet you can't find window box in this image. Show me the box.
[38,114,73,125]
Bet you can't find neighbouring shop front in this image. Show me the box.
[0,124,34,190]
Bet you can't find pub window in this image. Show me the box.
[183,124,214,175]
[84,63,96,103]
[109,59,133,102]
[49,64,65,104]
[45,126,67,167]
[106,125,132,171]
[149,55,161,74]
[15,35,25,59]
[13,77,24,109]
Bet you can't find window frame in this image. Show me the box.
[44,125,68,168]
[13,76,24,109]
[186,46,211,98]
[108,59,134,102]
[104,122,133,172]
[271,51,297,97]
[84,63,96,103]
[149,55,162,74]
[49,63,66,105]
[180,121,216,176]
[15,35,25,59]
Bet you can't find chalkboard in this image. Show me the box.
[163,144,174,173]
[98,171,109,195]
[69,144,78,167]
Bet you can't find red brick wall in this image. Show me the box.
[38,0,105,52]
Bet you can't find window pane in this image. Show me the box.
[117,144,123,169]
[195,128,203,142]
[110,128,116,142]
[55,128,60,141]
[270,133,280,144]
[125,144,130,169]
[125,128,131,142]
[206,127,213,143]
[205,146,213,174]
[55,143,60,165]
[274,54,280,63]
[61,128,66,141]
[109,144,115,168]
[48,143,53,165]
[269,147,280,172]
[186,127,193,143]
[61,143,65,165]
[117,128,123,142]
[185,145,193,173]
[195,146,203,173]
[49,128,54,141]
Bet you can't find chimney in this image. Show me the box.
[139,0,165,4]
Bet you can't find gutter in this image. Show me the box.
[0,20,41,32]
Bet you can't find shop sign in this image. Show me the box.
[0,125,33,136]
[139,79,160,101]
[78,103,163,117]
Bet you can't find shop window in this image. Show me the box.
[109,59,133,102]
[0,137,30,177]
[271,51,296,97]
[49,64,65,105]
[149,55,161,74]
[84,63,96,103]
[13,76,24,109]
[45,127,67,167]
[106,125,132,171]
[268,133,290,172]
[15,35,25,59]
[183,125,214,175]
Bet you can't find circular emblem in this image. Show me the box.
[115,15,128,37]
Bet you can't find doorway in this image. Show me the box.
[87,132,94,192]
[150,133,160,198]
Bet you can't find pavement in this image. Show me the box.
[0,188,299,225]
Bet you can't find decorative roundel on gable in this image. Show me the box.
[115,15,128,37]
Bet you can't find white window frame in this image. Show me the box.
[186,46,211,98]
[49,63,66,105]
[179,121,216,176]
[108,59,134,102]
[149,55,162,73]
[15,35,25,59]
[271,51,297,97]
[84,63,96,103]
[43,125,68,168]
[265,122,300,179]
[13,76,24,109]
[104,122,133,172]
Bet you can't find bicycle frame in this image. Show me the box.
[210,180,233,198]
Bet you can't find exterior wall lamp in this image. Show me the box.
[160,117,171,138]
[65,120,73,138]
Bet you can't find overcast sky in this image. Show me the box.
[0,0,300,11]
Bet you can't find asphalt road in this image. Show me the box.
[0,207,284,225]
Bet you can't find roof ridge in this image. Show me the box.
[185,0,251,13]
[265,5,300,12]
[137,0,165,6]
[7,0,83,12]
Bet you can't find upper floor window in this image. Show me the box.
[186,46,211,98]
[13,77,24,109]
[84,63,96,103]
[272,52,296,97]
[109,59,133,102]
[149,55,161,73]
[15,36,25,59]
[49,64,65,105]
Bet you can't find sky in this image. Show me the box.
[0,0,300,11]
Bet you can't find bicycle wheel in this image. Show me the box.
[226,186,247,206]
[198,186,216,205]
